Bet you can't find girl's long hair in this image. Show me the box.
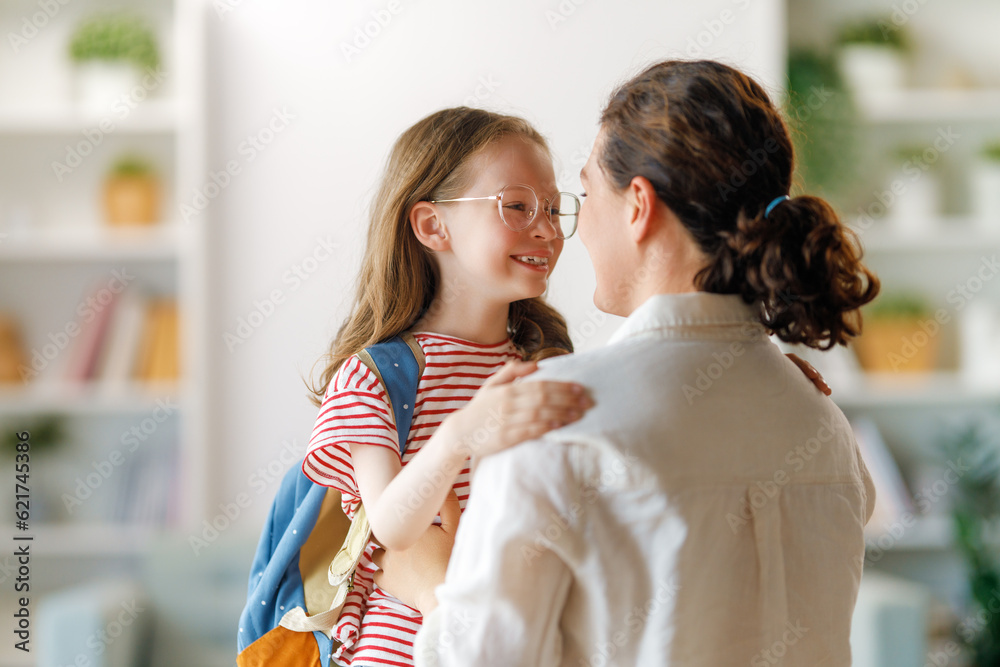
[307,107,572,407]
[599,60,879,349]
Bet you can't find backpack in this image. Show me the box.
[237,332,426,667]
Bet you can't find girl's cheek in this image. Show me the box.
[552,239,565,266]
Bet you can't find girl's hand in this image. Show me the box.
[441,360,594,460]
[785,353,831,396]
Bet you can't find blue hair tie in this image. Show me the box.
[765,195,790,218]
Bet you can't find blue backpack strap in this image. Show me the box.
[359,332,425,457]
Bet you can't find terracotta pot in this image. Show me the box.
[0,315,27,384]
[853,317,939,373]
[103,175,160,225]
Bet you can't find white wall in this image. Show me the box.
[204,0,785,523]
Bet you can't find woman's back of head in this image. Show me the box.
[599,59,879,350]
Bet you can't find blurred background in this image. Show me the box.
[0,0,998,665]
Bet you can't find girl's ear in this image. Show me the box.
[409,202,450,252]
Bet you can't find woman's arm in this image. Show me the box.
[354,360,594,552]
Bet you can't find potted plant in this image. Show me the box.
[103,155,161,226]
[959,301,1000,389]
[786,49,860,208]
[884,144,942,236]
[853,293,938,373]
[943,420,1000,665]
[68,13,160,112]
[835,18,911,104]
[0,416,66,522]
[971,141,1000,236]
[0,313,27,384]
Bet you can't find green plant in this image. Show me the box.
[943,420,1000,665]
[892,144,933,165]
[785,48,859,202]
[868,292,931,319]
[0,415,66,460]
[980,141,1000,164]
[69,13,160,71]
[836,18,911,52]
[109,155,156,178]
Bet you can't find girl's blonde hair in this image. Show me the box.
[306,107,573,407]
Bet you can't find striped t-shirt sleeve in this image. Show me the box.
[302,355,400,514]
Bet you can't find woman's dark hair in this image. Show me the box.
[599,60,879,349]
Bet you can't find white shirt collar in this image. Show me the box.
[606,292,761,346]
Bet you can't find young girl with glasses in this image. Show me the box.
[302,107,592,667]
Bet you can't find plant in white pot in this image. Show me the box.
[885,144,942,237]
[836,18,910,105]
[971,141,1000,236]
[68,13,160,113]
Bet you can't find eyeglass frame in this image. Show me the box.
[429,183,580,239]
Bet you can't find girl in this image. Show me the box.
[302,107,593,666]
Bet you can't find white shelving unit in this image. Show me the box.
[856,89,1000,124]
[0,0,206,581]
[788,2,1000,637]
[834,372,1000,410]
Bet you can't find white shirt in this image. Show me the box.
[414,292,875,667]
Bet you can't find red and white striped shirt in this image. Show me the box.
[303,332,521,667]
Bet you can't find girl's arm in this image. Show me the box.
[353,360,594,552]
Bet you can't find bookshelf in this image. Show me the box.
[0,0,207,604]
[788,0,1000,649]
[855,89,1000,124]
[833,372,1000,409]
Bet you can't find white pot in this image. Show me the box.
[970,160,1000,235]
[886,169,940,236]
[838,45,907,102]
[959,302,1000,389]
[74,60,143,114]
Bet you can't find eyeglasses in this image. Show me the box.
[430,184,580,239]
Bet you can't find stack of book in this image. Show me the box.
[61,283,180,388]
[112,440,179,526]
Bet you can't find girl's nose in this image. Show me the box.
[530,210,559,240]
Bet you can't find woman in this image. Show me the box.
[374,59,879,666]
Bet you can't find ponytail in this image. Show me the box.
[699,195,878,349]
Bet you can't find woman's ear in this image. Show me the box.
[626,175,658,243]
[409,202,450,252]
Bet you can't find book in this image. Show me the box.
[95,288,147,386]
[852,417,915,537]
[63,283,120,384]
[134,298,179,383]
[143,299,179,382]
